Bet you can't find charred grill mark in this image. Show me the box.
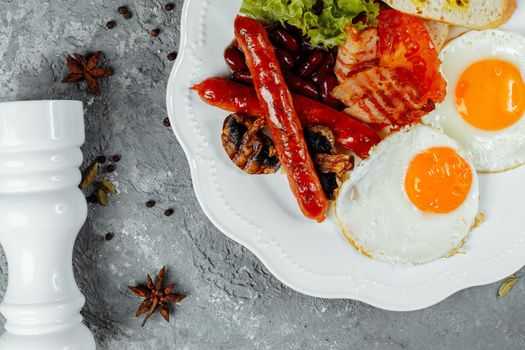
[227,117,248,146]
[256,137,280,166]
[364,72,391,124]
[335,27,378,83]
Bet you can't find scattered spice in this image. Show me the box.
[105,232,115,241]
[87,194,99,204]
[164,3,174,11]
[128,267,186,327]
[150,28,160,37]
[164,208,174,217]
[106,164,116,173]
[81,157,118,206]
[498,275,518,298]
[163,117,171,127]
[106,20,117,29]
[167,52,178,61]
[112,155,121,162]
[96,155,107,164]
[80,162,100,190]
[117,6,128,14]
[123,11,133,20]
[98,189,109,206]
[146,200,156,208]
[62,52,113,95]
[100,179,117,194]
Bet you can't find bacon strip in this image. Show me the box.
[335,27,379,84]
[331,66,432,128]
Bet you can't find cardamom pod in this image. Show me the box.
[97,189,109,206]
[100,179,117,194]
[80,162,99,189]
[498,275,518,297]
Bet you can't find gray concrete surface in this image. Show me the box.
[0,1,523,349]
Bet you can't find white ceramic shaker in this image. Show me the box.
[0,101,95,349]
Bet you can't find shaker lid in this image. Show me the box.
[0,100,84,153]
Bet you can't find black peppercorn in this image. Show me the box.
[87,194,98,204]
[112,155,121,163]
[163,117,171,127]
[123,11,133,19]
[146,200,156,208]
[167,52,178,61]
[164,208,174,217]
[105,232,114,241]
[106,20,116,29]
[106,164,116,173]
[117,6,128,14]
[96,155,107,164]
[164,3,174,11]
[150,28,160,37]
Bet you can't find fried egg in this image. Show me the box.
[425,30,525,173]
[335,126,479,266]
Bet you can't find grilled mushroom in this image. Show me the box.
[304,125,354,199]
[313,153,354,175]
[304,125,336,155]
[222,114,280,174]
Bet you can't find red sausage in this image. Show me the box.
[192,78,381,159]
[234,15,328,222]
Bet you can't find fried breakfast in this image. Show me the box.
[191,0,522,265]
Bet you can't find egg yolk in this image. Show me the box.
[405,147,472,214]
[455,59,525,131]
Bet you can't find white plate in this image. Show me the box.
[167,0,525,311]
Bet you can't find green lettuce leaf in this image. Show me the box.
[240,0,379,48]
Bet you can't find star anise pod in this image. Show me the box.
[128,266,186,327]
[62,52,113,95]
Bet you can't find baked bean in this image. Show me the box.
[275,48,296,71]
[231,70,253,85]
[320,74,344,109]
[311,51,336,83]
[267,27,300,53]
[284,24,303,39]
[298,51,326,78]
[285,73,320,100]
[224,44,247,72]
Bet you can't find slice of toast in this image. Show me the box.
[421,19,449,52]
[382,0,516,29]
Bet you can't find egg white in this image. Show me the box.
[424,30,525,173]
[335,125,479,266]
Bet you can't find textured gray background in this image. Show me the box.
[0,0,523,349]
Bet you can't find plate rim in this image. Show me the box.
[166,0,525,311]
